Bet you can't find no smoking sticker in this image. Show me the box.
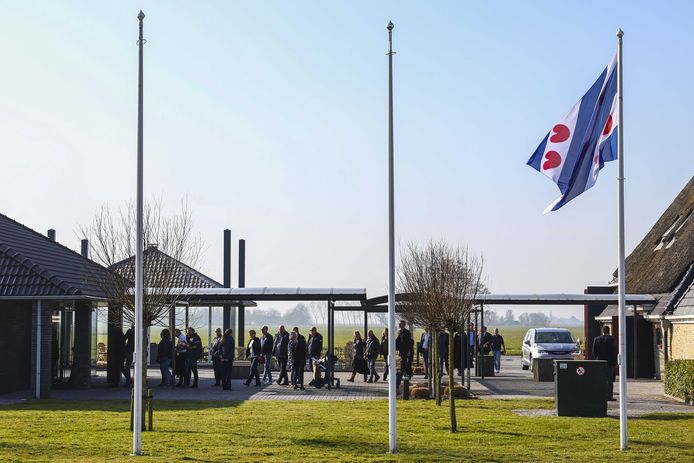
[576,366,585,376]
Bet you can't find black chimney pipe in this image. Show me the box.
[238,239,245,347]
[223,229,231,331]
[47,229,56,241]
[81,239,89,258]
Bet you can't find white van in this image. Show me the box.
[520,328,580,371]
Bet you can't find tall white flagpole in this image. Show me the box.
[133,9,145,456]
[386,20,397,454]
[616,28,628,451]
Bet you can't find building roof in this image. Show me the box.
[613,176,694,294]
[670,263,694,317]
[111,245,222,289]
[0,213,112,299]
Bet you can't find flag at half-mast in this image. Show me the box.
[527,51,618,212]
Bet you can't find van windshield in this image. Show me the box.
[534,331,573,343]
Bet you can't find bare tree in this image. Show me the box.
[398,240,484,433]
[81,198,203,385]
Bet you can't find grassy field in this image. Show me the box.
[0,399,691,462]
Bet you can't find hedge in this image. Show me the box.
[664,360,694,403]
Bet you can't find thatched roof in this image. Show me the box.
[613,176,694,294]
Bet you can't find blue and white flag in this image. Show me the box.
[527,52,618,212]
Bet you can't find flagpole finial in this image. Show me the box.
[617,28,624,38]
[138,10,145,20]
[387,21,394,31]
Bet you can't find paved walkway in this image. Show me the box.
[2,357,692,417]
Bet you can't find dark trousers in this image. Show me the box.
[222,360,233,390]
[175,352,187,385]
[606,364,616,399]
[292,363,304,387]
[121,352,133,386]
[421,348,429,377]
[187,356,198,386]
[246,357,260,385]
[212,356,221,385]
[397,355,411,387]
[277,357,289,384]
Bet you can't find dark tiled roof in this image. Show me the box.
[613,176,694,294]
[671,264,694,317]
[111,246,222,289]
[0,213,112,298]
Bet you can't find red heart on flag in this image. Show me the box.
[542,151,562,170]
[602,115,613,136]
[550,124,571,143]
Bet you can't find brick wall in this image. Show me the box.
[29,300,53,398]
[0,301,32,394]
[671,323,694,359]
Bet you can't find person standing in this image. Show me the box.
[174,328,188,387]
[490,328,506,374]
[438,330,449,376]
[290,329,306,390]
[380,328,389,382]
[156,329,173,387]
[186,328,202,388]
[467,323,476,368]
[273,325,290,385]
[260,326,274,384]
[347,331,367,382]
[307,327,323,381]
[210,328,223,387]
[592,325,617,401]
[220,329,235,391]
[244,329,262,387]
[365,330,381,383]
[121,324,134,388]
[395,320,412,387]
[420,328,431,379]
[478,326,492,356]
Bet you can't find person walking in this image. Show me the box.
[289,330,306,390]
[244,329,262,387]
[260,326,274,384]
[490,328,506,374]
[478,326,492,355]
[420,328,431,379]
[210,328,223,387]
[592,325,617,401]
[220,329,235,391]
[186,328,202,388]
[395,320,412,387]
[156,329,173,387]
[365,330,381,383]
[273,325,290,385]
[347,331,367,382]
[380,328,389,382]
[121,324,135,388]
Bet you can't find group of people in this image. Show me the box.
[154,326,211,388]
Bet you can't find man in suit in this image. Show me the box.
[291,327,307,390]
[307,326,323,382]
[478,326,492,356]
[220,329,235,390]
[273,325,290,385]
[395,320,412,387]
[260,326,274,384]
[210,328,223,387]
[244,330,262,387]
[121,324,135,387]
[438,330,449,376]
[592,325,618,401]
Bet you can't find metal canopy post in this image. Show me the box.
[480,303,485,380]
[633,304,638,379]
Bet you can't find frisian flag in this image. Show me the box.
[527,52,618,212]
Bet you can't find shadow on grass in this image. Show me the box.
[635,413,694,421]
[0,399,245,412]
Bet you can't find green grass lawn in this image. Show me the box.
[0,399,691,462]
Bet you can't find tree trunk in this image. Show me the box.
[448,329,457,432]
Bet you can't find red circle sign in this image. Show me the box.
[576,366,585,376]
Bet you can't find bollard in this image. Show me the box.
[146,389,153,431]
[403,378,410,400]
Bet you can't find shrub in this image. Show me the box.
[411,386,431,399]
[664,360,694,403]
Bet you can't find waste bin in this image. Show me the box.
[555,360,607,417]
[533,358,554,382]
[475,355,495,377]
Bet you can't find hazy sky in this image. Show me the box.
[1,1,692,318]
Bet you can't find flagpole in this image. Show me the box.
[616,28,628,451]
[386,20,397,454]
[133,9,145,457]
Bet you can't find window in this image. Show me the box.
[654,210,692,250]
[535,331,574,343]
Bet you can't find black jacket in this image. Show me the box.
[478,331,492,355]
[210,336,223,359]
[307,332,323,358]
[352,338,365,360]
[221,335,235,362]
[124,328,135,354]
[156,338,172,361]
[246,338,261,359]
[290,335,307,366]
[438,331,450,358]
[395,328,412,358]
[273,331,289,358]
[380,335,388,358]
[366,336,380,360]
[261,333,274,356]
[187,333,203,359]
[592,335,617,365]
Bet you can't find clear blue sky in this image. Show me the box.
[1,1,692,318]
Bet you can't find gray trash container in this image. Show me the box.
[555,360,607,417]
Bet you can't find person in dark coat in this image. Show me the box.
[366,330,381,383]
[186,328,202,388]
[156,329,173,387]
[592,325,618,401]
[210,327,223,386]
[260,326,274,384]
[244,329,262,387]
[395,320,412,386]
[307,327,324,383]
[438,330,450,376]
[273,325,290,385]
[381,328,389,382]
[478,326,492,356]
[420,328,431,379]
[348,331,367,382]
[174,328,188,387]
[121,324,135,387]
[220,329,235,390]
[289,328,307,390]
